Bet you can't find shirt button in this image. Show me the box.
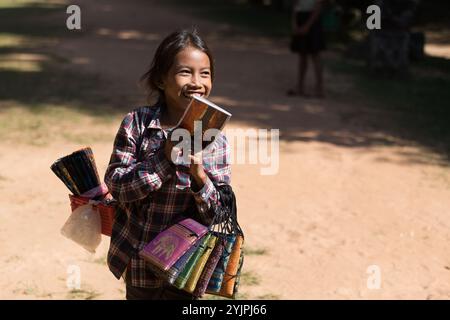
[202,193,206,198]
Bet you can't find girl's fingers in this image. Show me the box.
[188,154,202,165]
[193,149,202,157]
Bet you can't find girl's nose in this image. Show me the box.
[190,73,202,87]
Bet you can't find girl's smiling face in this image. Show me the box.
[162,46,212,114]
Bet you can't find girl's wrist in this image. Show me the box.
[191,175,207,192]
[194,174,207,185]
[192,171,207,186]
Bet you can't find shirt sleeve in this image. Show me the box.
[191,134,231,224]
[104,111,175,203]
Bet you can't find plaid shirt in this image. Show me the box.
[104,103,231,288]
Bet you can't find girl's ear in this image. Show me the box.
[157,78,165,90]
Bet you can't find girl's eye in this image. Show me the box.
[201,71,211,77]
[179,69,191,75]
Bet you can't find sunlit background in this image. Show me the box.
[0,0,449,300]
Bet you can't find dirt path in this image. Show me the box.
[1,0,450,299]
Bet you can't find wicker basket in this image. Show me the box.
[69,194,115,237]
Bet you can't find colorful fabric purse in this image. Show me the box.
[192,240,224,297]
[174,233,212,289]
[219,234,244,298]
[165,241,201,284]
[206,234,236,293]
[140,184,244,299]
[202,184,245,299]
[184,235,218,293]
[138,218,208,273]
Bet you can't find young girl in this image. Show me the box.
[288,0,326,98]
[104,29,231,300]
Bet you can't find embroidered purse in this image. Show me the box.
[183,235,218,293]
[192,239,224,297]
[203,184,245,299]
[138,218,208,273]
[173,233,212,289]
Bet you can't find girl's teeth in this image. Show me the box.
[184,93,202,98]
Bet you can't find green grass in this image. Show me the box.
[256,293,280,300]
[0,33,27,48]
[200,269,260,300]
[245,247,268,256]
[67,288,101,300]
[201,294,229,300]
[0,64,111,108]
[12,281,53,298]
[0,0,120,112]
[202,292,249,300]
[91,255,107,265]
[0,0,75,38]
[0,103,117,145]
[13,284,39,296]
[0,0,64,9]
[241,271,261,286]
[0,0,125,146]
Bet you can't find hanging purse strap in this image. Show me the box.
[211,184,244,240]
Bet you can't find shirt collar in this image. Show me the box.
[146,102,164,130]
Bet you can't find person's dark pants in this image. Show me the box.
[125,282,197,300]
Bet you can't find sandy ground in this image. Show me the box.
[1,0,450,300]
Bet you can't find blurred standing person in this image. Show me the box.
[287,0,326,98]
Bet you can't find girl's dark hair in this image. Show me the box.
[140,28,214,103]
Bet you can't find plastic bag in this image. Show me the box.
[61,204,102,253]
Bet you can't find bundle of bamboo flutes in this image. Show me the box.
[50,147,101,197]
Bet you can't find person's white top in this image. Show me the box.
[294,0,318,12]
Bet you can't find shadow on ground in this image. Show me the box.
[0,1,127,116]
[1,0,450,166]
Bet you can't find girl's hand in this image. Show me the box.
[188,152,208,189]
